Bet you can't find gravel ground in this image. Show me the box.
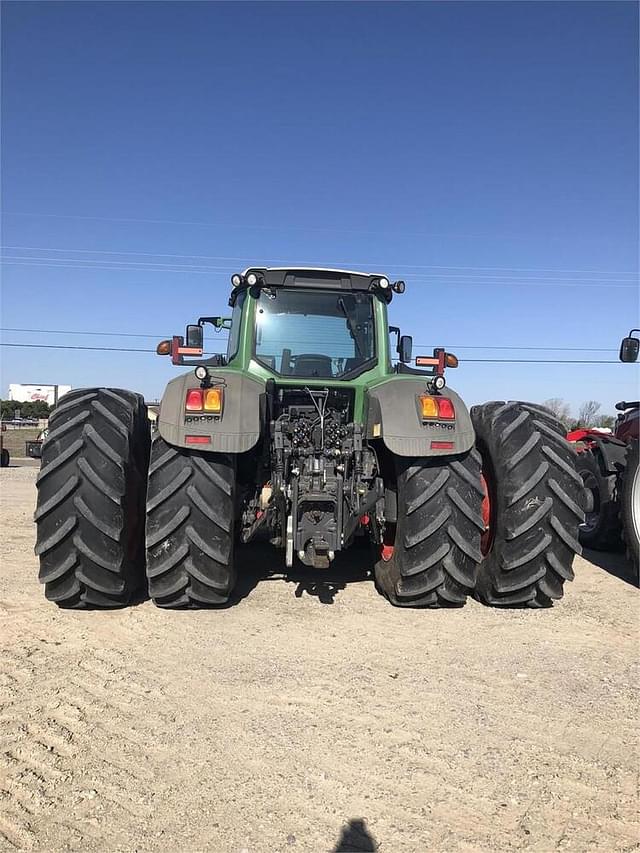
[1,467,638,852]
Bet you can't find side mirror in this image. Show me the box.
[399,335,413,363]
[619,333,639,363]
[186,324,203,350]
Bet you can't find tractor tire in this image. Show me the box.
[1,447,9,468]
[575,447,623,551]
[620,439,639,571]
[35,388,150,608]
[471,401,584,607]
[374,450,484,607]
[145,435,236,607]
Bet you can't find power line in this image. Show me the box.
[0,342,623,363]
[1,260,223,275]
[1,327,168,339]
[0,327,620,351]
[3,254,637,282]
[2,342,155,353]
[2,244,637,277]
[0,210,565,242]
[2,254,235,271]
[2,258,636,287]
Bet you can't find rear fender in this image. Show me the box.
[157,370,265,453]
[577,436,628,476]
[366,380,475,457]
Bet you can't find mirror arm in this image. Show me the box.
[389,325,401,354]
[198,316,232,330]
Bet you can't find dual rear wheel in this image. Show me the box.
[374,401,584,608]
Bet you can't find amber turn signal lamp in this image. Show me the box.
[445,353,459,368]
[203,388,223,414]
[419,396,439,419]
[156,339,172,356]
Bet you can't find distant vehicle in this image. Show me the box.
[25,428,48,460]
[569,330,639,570]
[4,418,39,427]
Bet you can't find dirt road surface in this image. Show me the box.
[1,466,638,852]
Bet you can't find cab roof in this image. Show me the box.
[242,267,389,291]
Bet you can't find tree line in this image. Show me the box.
[543,399,617,431]
[1,399,54,420]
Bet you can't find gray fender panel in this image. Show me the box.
[366,380,475,457]
[157,370,264,453]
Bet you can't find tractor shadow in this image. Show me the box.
[332,818,379,851]
[582,547,639,588]
[231,540,374,606]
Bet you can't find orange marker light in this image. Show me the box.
[419,395,439,419]
[203,388,223,414]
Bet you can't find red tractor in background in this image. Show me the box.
[570,330,639,571]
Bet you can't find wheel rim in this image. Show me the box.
[631,458,640,544]
[480,471,494,556]
[381,523,396,562]
[579,470,601,533]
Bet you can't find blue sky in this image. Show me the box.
[1,1,638,414]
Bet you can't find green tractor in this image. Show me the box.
[35,267,584,608]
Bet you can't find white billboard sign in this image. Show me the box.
[8,384,72,406]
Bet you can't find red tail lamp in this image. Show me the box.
[185,389,204,411]
[436,398,455,419]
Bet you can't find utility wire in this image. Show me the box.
[2,259,636,287]
[1,252,636,282]
[0,210,585,241]
[0,327,621,352]
[2,342,155,353]
[2,244,638,277]
[4,213,640,270]
[1,327,165,339]
[2,255,236,271]
[0,342,623,363]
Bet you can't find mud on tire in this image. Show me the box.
[471,401,584,607]
[35,388,150,607]
[145,435,236,607]
[374,450,484,607]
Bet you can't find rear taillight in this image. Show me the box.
[418,395,456,421]
[436,398,455,419]
[185,387,223,414]
[203,388,223,414]
[185,389,204,411]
